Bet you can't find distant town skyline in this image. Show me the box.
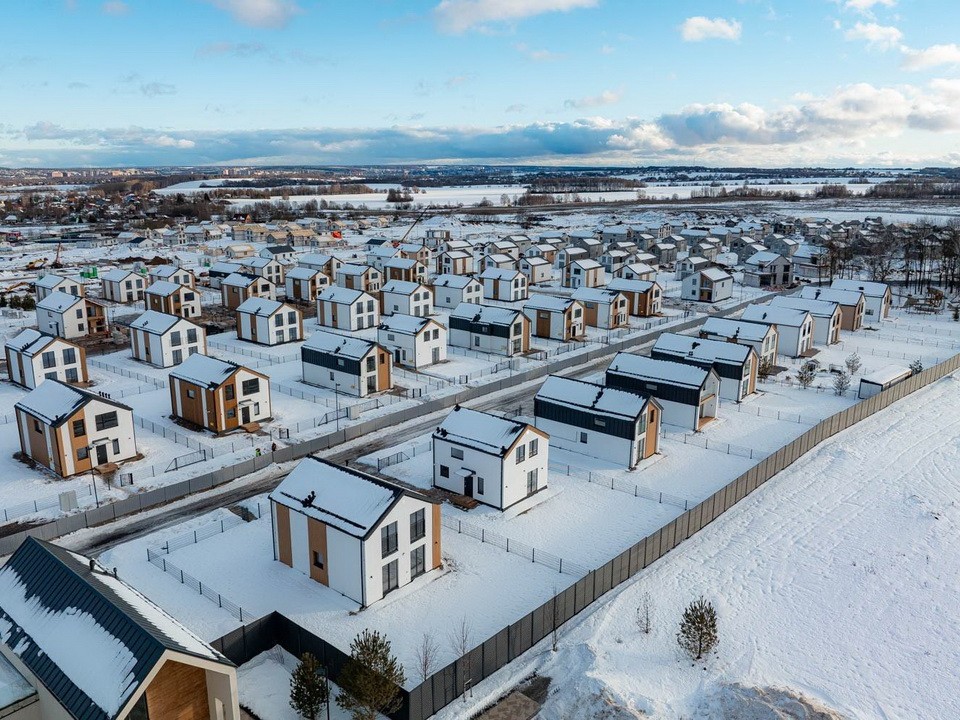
[4,0,960,167]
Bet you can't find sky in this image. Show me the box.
[3,0,960,168]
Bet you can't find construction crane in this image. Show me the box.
[394,208,429,247]
[51,242,64,269]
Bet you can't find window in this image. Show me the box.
[274,314,283,327]
[477,477,485,495]
[77,446,89,461]
[62,348,76,365]
[527,468,539,495]
[184,292,195,302]
[410,509,425,541]
[187,328,198,344]
[186,388,196,399]
[172,349,183,366]
[95,411,118,431]
[42,351,56,369]
[450,447,464,460]
[112,439,120,455]
[76,309,84,319]
[226,408,236,419]
[410,545,426,579]
[170,331,182,347]
[382,559,399,595]
[516,445,526,464]
[439,465,449,478]
[529,439,539,457]
[312,550,325,569]
[275,330,284,343]
[241,378,260,395]
[329,371,335,381]
[73,419,85,438]
[287,311,297,324]
[594,418,606,428]
[512,322,522,336]
[381,522,398,557]
[65,367,78,382]
[579,431,588,443]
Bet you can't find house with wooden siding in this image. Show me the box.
[284,266,329,303]
[743,251,793,288]
[651,333,758,402]
[130,311,206,367]
[206,261,243,290]
[5,330,87,389]
[599,249,632,276]
[799,286,865,331]
[650,242,678,265]
[523,295,584,341]
[146,281,201,319]
[483,253,517,271]
[316,286,379,331]
[220,273,277,310]
[618,262,658,281]
[830,278,891,320]
[36,291,108,340]
[432,275,483,310]
[297,253,342,278]
[525,243,558,265]
[534,375,661,469]
[739,305,814,359]
[437,250,476,276]
[365,244,402,272]
[398,243,433,266]
[15,380,138,477]
[270,456,441,607]
[0,538,240,720]
[519,256,552,285]
[606,353,720,431]
[449,303,530,356]
[382,257,427,284]
[681,267,733,304]
[236,298,303,346]
[34,273,84,301]
[479,268,528,302]
[336,264,383,294]
[377,315,447,369]
[571,287,629,329]
[563,258,605,289]
[769,295,843,346]
[432,406,548,510]
[169,354,271,432]
[101,268,146,303]
[380,280,433,317]
[606,278,662,317]
[699,316,780,367]
[238,256,285,287]
[675,256,711,281]
[148,264,196,289]
[302,331,392,397]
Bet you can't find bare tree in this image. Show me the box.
[845,352,862,375]
[448,616,472,698]
[413,632,440,683]
[833,369,851,396]
[636,592,653,635]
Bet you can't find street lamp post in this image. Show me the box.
[87,444,101,508]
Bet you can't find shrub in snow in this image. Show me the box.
[845,353,862,375]
[910,359,924,374]
[677,597,718,661]
[289,652,329,720]
[833,370,851,396]
[337,629,405,720]
[797,363,816,389]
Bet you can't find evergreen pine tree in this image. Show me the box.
[910,359,924,374]
[20,296,35,311]
[797,363,816,389]
[289,652,329,720]
[337,629,405,720]
[677,597,718,661]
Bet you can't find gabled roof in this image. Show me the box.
[15,380,130,427]
[521,256,549,267]
[303,330,377,360]
[383,257,420,269]
[740,304,810,328]
[434,406,531,457]
[479,267,522,281]
[37,291,84,313]
[99,269,139,283]
[379,314,439,336]
[571,287,623,304]
[569,258,603,270]
[5,328,57,356]
[607,278,657,294]
[607,353,712,389]
[799,286,864,306]
[381,280,427,295]
[241,257,276,270]
[149,265,191,279]
[285,266,323,280]
[745,251,787,267]
[317,286,369,305]
[700,317,773,343]
[653,333,754,365]
[298,253,335,266]
[536,375,653,420]
[221,272,262,288]
[237,297,290,316]
[433,274,479,289]
[145,280,186,297]
[263,244,295,254]
[338,263,377,276]
[700,267,732,282]
[0,538,227,720]
[524,294,579,313]
[170,353,247,389]
[450,302,522,326]
[129,310,196,335]
[830,278,890,299]
[208,261,242,274]
[270,456,434,539]
[35,274,80,290]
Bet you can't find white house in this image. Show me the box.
[619,262,657,281]
[770,296,842,345]
[145,280,202,319]
[534,375,661,469]
[260,244,297,264]
[523,295,584,341]
[563,258,605,289]
[34,273,84,301]
[432,275,483,309]
[743,251,793,288]
[336,263,383,294]
[377,315,447,369]
[221,272,277,309]
[380,280,433,317]
[148,264,196,289]
[606,278,662,317]
[571,287,629,329]
[739,304,814,359]
[681,267,733,303]
[4,329,87,388]
[15,380,138,477]
[207,261,244,290]
[699,316,780,367]
[301,330,392,396]
[479,268,528,302]
[316,286,379,331]
[651,333,758,402]
[270,456,442,607]
[236,298,303,345]
[437,250,476,276]
[130,310,206,367]
[799,286,866,332]
[675,256,710,281]
[100,269,146,303]
[239,256,285,287]
[298,253,342,277]
[830,278,892,319]
[432,406,548,510]
[36,291,109,339]
[606,353,720,431]
[449,303,530,356]
[284,265,330,303]
[519,256,552,285]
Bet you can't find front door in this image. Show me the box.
[463,475,474,497]
[95,444,108,465]
[394,349,402,364]
[432,346,440,363]
[241,406,251,424]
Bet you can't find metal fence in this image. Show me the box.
[146,548,247,621]
[88,357,167,388]
[549,461,692,509]
[370,440,433,471]
[134,415,217,456]
[0,484,95,524]
[667,432,763,460]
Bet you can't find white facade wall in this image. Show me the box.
[535,417,640,468]
[382,290,433,317]
[37,305,87,339]
[302,351,384,397]
[132,321,205,367]
[238,310,300,345]
[10,342,84,388]
[234,369,272,422]
[378,328,447,369]
[434,283,482,309]
[657,398,700,431]
[36,278,84,301]
[57,400,137,476]
[103,275,145,302]
[325,528,363,604]
[317,297,379,331]
[448,327,513,356]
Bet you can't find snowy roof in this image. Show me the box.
[522,256,550,267]
[701,267,732,282]
[683,256,710,267]
[379,314,438,336]
[434,406,530,457]
[15,380,129,427]
[433,274,479,289]
[303,330,377,360]
[398,242,429,253]
[536,375,653,419]
[830,278,890,299]
[237,297,288,316]
[442,250,472,260]
[653,333,754,365]
[149,264,190,279]
[524,294,578,312]
[263,244,295,254]
[799,286,864,306]
[0,653,33,711]
[623,262,656,274]
[170,353,244,389]
[607,353,711,389]
[338,263,376,276]
[570,287,621,304]
[0,538,226,720]
[607,278,656,294]
[745,251,786,267]
[35,274,80,290]
[451,302,522,326]
[145,280,184,297]
[700,317,773,343]
[740,304,810,328]
[861,365,911,385]
[570,259,603,270]
[479,267,522,280]
[298,253,334,266]
[285,266,322,280]
[221,272,260,288]
[317,286,369,305]
[383,257,420,269]
[270,457,433,539]
[381,280,426,295]
[37,290,84,313]
[100,269,138,283]
[129,310,193,335]
[4,328,56,356]
[485,253,515,264]
[241,257,275,269]
[770,295,840,319]
[208,261,242,274]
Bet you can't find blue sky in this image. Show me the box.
[3,0,960,167]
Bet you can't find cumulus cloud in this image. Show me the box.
[680,16,742,42]
[901,43,960,70]
[843,22,902,50]
[514,42,561,61]
[564,90,621,109]
[842,0,896,13]
[204,0,302,28]
[434,0,598,34]
[101,1,129,15]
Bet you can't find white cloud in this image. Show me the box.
[101,1,129,15]
[901,43,960,70]
[843,22,902,50]
[564,90,621,109]
[514,42,561,61]
[680,16,742,42]
[140,82,176,97]
[205,0,302,28]
[434,0,598,34]
[843,0,896,13]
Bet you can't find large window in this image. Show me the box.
[94,411,118,431]
[381,521,398,557]
[450,447,463,460]
[516,444,526,464]
[187,328,198,344]
[241,378,260,395]
[410,545,426,579]
[72,419,85,438]
[62,348,76,365]
[527,468,539,495]
[410,509,425,542]
[41,351,56,369]
[170,331,181,347]
[382,559,399,595]
[529,439,539,457]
